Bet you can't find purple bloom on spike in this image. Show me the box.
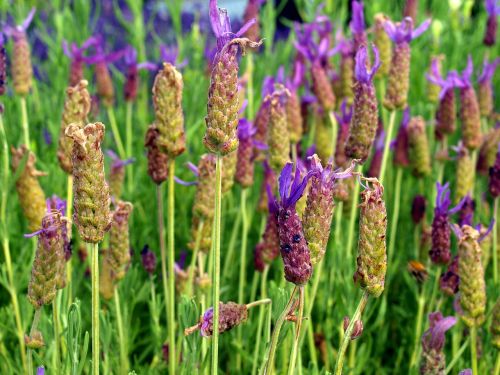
[477,57,499,116]
[420,312,456,374]
[394,107,410,167]
[274,163,313,285]
[106,150,134,199]
[37,367,45,375]
[334,100,353,167]
[62,36,99,86]
[440,255,460,295]
[350,1,367,51]
[383,17,431,110]
[160,45,188,69]
[345,45,381,162]
[123,45,156,102]
[141,245,157,275]
[431,182,465,264]
[235,118,257,188]
[458,195,475,227]
[484,0,500,46]
[46,195,71,261]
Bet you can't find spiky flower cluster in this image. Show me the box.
[106,151,134,199]
[407,116,431,177]
[11,146,47,232]
[373,13,392,78]
[457,58,482,150]
[66,122,111,243]
[268,87,291,173]
[145,125,169,185]
[62,37,98,86]
[454,143,473,203]
[107,201,133,281]
[152,63,186,157]
[353,179,387,298]
[197,302,248,337]
[420,312,456,375]
[57,80,91,174]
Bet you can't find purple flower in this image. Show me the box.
[456,56,475,88]
[141,245,157,275]
[42,128,52,146]
[459,369,473,375]
[435,182,464,216]
[4,7,36,41]
[486,0,500,15]
[62,36,98,64]
[160,45,188,69]
[200,307,214,337]
[426,59,461,100]
[354,44,381,83]
[237,118,256,140]
[384,17,431,44]
[85,36,124,65]
[335,100,354,125]
[276,163,311,210]
[209,0,256,52]
[46,195,71,260]
[421,312,456,352]
[106,150,134,173]
[478,57,500,85]
[350,1,365,36]
[36,367,45,375]
[332,31,354,57]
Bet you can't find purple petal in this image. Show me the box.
[235,18,257,38]
[174,177,198,186]
[21,8,36,32]
[186,162,199,177]
[137,62,158,71]
[411,18,431,40]
[350,1,365,35]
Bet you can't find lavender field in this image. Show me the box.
[0,0,498,374]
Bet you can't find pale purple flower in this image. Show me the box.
[354,44,381,83]
[350,1,365,36]
[486,0,500,15]
[200,307,214,337]
[160,45,188,69]
[426,60,461,100]
[421,312,456,352]
[478,57,500,85]
[384,17,431,44]
[4,7,36,41]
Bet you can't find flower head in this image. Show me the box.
[160,45,188,69]
[384,17,431,44]
[421,312,456,352]
[4,7,36,41]
[456,56,475,88]
[435,182,464,216]
[426,60,461,100]
[486,0,500,15]
[276,163,312,210]
[141,245,157,275]
[62,36,98,63]
[350,1,366,36]
[355,44,381,84]
[478,57,500,85]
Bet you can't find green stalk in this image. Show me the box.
[149,275,160,351]
[91,242,100,375]
[222,206,242,278]
[379,110,397,185]
[251,266,270,375]
[0,114,27,372]
[494,197,498,285]
[236,188,249,370]
[114,288,128,374]
[211,154,223,375]
[53,298,60,373]
[288,286,305,375]
[409,291,425,369]
[107,106,126,160]
[494,353,500,375]
[444,337,469,375]
[334,291,369,375]
[346,165,363,262]
[167,161,176,374]
[263,285,298,374]
[27,308,42,375]
[470,326,478,375]
[125,101,133,192]
[186,220,204,297]
[388,167,403,263]
[328,111,338,158]
[20,96,30,148]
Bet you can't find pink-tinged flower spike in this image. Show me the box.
[440,255,459,295]
[106,150,134,199]
[62,36,99,86]
[235,118,256,188]
[457,57,482,150]
[123,46,156,103]
[274,163,313,285]
[4,8,35,95]
[477,58,500,117]
[426,67,461,140]
[393,107,410,167]
[145,125,169,185]
[458,195,475,227]
[185,302,248,337]
[141,245,157,275]
[489,144,500,197]
[420,312,456,375]
[204,0,261,156]
[334,100,353,168]
[345,44,381,163]
[484,0,500,46]
[303,156,355,265]
[0,33,6,96]
[350,1,367,52]
[430,182,465,264]
[383,17,431,110]
[85,38,124,107]
[253,77,275,161]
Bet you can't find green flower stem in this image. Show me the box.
[211,154,223,375]
[264,286,299,374]
[186,220,204,297]
[149,275,160,350]
[494,353,500,375]
[334,290,369,375]
[409,290,425,369]
[328,111,338,159]
[287,286,305,375]
[470,326,478,375]
[0,113,27,372]
[346,165,363,262]
[107,106,126,160]
[91,242,100,375]
[27,307,42,375]
[125,101,133,192]
[251,266,270,375]
[222,205,242,278]
[236,188,249,370]
[444,336,469,375]
[379,110,397,185]
[168,161,176,374]
[493,197,498,285]
[246,298,272,309]
[388,167,403,263]
[20,96,30,148]
[53,298,60,373]
[114,288,128,374]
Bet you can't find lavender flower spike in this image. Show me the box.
[483,0,500,46]
[420,312,457,374]
[345,44,381,162]
[62,36,99,86]
[430,182,465,264]
[106,150,135,199]
[123,45,156,103]
[204,0,261,156]
[275,163,313,285]
[350,1,367,51]
[477,57,500,117]
[384,17,431,110]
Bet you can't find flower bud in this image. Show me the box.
[426,56,444,103]
[408,116,431,177]
[253,97,271,161]
[440,256,459,295]
[66,122,111,243]
[100,248,115,300]
[153,63,186,157]
[25,331,44,349]
[435,89,457,140]
[458,225,486,327]
[193,154,217,219]
[354,179,387,297]
[11,30,33,95]
[145,125,169,185]
[373,14,392,78]
[57,80,92,174]
[108,201,133,281]
[198,302,248,337]
[268,87,291,173]
[11,146,46,232]
[393,108,410,167]
[95,61,114,107]
[384,41,410,110]
[420,312,456,375]
[483,0,498,47]
[107,151,134,199]
[141,245,157,275]
[343,316,364,340]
